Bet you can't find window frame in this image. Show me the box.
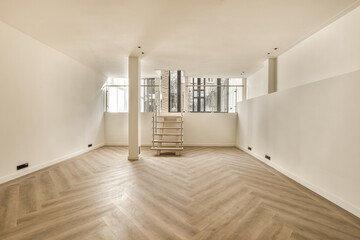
[168,70,182,113]
[188,78,229,113]
[105,78,159,113]
[105,83,129,113]
[140,78,157,112]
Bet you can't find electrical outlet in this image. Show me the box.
[17,163,29,170]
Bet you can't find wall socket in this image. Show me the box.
[17,163,29,170]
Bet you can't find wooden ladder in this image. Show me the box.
[151,113,183,155]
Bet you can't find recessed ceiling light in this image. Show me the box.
[267,53,270,55]
[274,48,278,50]
[138,46,141,48]
[142,52,145,55]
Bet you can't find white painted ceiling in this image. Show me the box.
[0,0,359,78]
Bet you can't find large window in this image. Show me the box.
[106,78,129,112]
[169,70,183,112]
[188,78,242,113]
[228,78,243,112]
[188,78,229,113]
[140,78,157,112]
[105,78,158,113]
[105,77,242,113]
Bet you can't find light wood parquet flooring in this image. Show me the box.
[0,147,359,240]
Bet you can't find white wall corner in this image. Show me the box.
[0,144,104,185]
[235,144,360,218]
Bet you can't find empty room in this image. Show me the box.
[0,0,360,239]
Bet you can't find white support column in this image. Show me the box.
[184,76,189,112]
[268,58,277,93]
[128,56,140,161]
[242,78,247,101]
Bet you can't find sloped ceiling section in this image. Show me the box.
[0,0,359,78]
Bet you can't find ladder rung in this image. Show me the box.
[158,114,182,116]
[158,116,182,119]
[152,111,183,155]
[153,140,183,143]
[151,147,183,150]
[154,133,183,136]
[156,121,181,123]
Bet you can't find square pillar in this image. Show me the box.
[242,78,247,101]
[268,58,277,93]
[128,56,140,161]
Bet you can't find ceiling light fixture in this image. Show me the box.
[142,52,145,55]
[138,46,141,48]
[274,48,278,50]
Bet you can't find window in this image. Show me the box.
[188,78,242,113]
[106,78,129,112]
[105,76,242,113]
[106,78,158,113]
[189,78,205,112]
[189,78,228,113]
[140,78,157,112]
[169,70,183,112]
[228,78,243,113]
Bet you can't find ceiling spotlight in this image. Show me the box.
[142,52,145,55]
[267,53,270,55]
[138,46,141,48]
[274,47,278,50]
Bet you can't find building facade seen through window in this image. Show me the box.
[188,78,229,113]
[169,70,184,112]
[140,78,157,112]
[186,78,242,113]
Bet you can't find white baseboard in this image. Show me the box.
[236,144,360,218]
[0,143,104,185]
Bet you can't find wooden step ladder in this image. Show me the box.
[151,113,183,155]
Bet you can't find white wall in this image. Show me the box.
[104,113,128,145]
[183,113,236,146]
[236,70,360,217]
[105,112,153,146]
[105,112,236,146]
[236,6,360,217]
[247,59,268,99]
[277,5,360,91]
[0,21,106,183]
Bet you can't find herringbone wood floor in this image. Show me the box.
[0,147,359,240]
